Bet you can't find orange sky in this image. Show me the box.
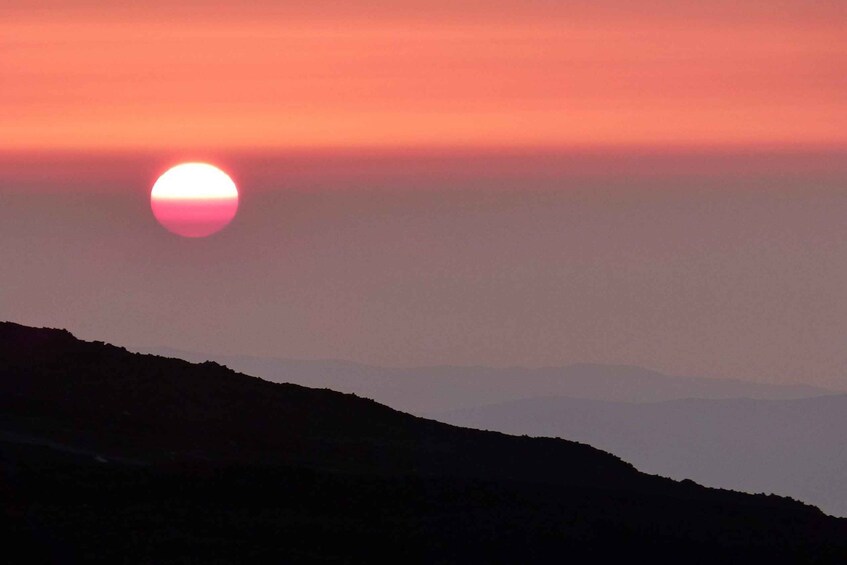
[2,1,844,151]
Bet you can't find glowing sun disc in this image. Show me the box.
[151,163,239,238]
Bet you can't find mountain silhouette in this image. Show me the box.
[2,322,846,563]
[139,349,847,517]
[436,394,847,517]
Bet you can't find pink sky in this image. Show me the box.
[2,1,844,150]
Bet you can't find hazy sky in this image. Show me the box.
[1,2,845,388]
[2,150,846,389]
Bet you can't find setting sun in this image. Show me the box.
[150,162,239,238]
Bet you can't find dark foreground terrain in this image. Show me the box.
[1,322,845,563]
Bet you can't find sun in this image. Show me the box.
[150,162,239,238]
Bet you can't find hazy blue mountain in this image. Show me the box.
[4,322,847,563]
[135,347,835,414]
[434,394,847,517]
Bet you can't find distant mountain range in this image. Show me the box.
[136,347,835,413]
[3,322,846,563]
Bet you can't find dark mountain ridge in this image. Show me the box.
[0,323,633,485]
[1,322,845,563]
[435,393,847,517]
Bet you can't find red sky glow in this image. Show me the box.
[1,1,843,151]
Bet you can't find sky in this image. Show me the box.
[2,1,844,149]
[1,2,846,388]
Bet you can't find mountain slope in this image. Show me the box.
[435,394,847,517]
[2,322,846,563]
